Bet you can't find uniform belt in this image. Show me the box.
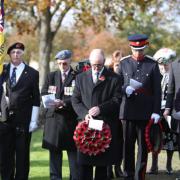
[135,88,152,96]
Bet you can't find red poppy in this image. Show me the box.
[99,75,105,81]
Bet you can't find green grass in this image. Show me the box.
[29,129,180,180]
[30,129,70,180]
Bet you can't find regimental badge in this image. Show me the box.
[48,86,57,94]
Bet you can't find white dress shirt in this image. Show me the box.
[10,62,25,83]
[92,67,104,83]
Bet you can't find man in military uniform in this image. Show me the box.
[41,50,79,180]
[118,34,161,180]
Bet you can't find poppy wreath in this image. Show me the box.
[73,120,112,156]
[145,119,163,155]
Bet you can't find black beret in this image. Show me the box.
[7,42,25,55]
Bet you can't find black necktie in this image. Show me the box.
[10,67,17,87]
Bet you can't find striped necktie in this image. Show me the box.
[10,67,17,87]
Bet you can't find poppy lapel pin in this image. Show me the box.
[99,75,105,81]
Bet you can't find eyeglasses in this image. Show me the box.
[91,64,103,68]
[58,62,68,66]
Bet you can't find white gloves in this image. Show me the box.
[151,113,160,124]
[29,106,40,132]
[125,86,135,97]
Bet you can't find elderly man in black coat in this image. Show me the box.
[118,34,161,180]
[2,42,40,180]
[72,49,123,180]
[41,50,79,180]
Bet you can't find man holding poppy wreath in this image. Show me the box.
[72,49,123,180]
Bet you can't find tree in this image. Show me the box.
[4,0,180,85]
[4,0,78,86]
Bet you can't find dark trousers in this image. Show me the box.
[124,120,148,180]
[79,165,108,180]
[0,123,31,180]
[0,122,14,180]
[50,150,78,180]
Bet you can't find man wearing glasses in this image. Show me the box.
[72,49,123,180]
[41,50,79,180]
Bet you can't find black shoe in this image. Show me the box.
[107,166,114,179]
[147,167,158,175]
[166,167,173,175]
[114,166,124,177]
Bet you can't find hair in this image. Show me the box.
[112,50,123,63]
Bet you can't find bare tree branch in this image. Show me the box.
[51,5,71,40]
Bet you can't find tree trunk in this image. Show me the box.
[38,9,52,88]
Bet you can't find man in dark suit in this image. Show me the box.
[118,34,161,180]
[41,50,79,180]
[72,49,123,180]
[1,42,40,180]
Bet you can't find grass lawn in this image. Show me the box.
[29,129,180,180]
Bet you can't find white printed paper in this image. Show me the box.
[88,119,104,131]
[130,78,142,90]
[42,94,55,108]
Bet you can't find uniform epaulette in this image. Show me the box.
[145,55,156,61]
[120,55,131,61]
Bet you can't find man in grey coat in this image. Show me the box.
[163,58,180,180]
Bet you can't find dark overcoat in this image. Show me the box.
[41,68,78,152]
[3,63,40,130]
[119,55,161,121]
[166,59,180,133]
[71,68,123,166]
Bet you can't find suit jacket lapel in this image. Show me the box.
[86,69,95,90]
[63,68,75,87]
[15,64,28,87]
[54,71,62,99]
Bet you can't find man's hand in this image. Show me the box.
[88,106,100,117]
[125,86,135,97]
[163,108,170,119]
[151,113,160,124]
[54,99,65,108]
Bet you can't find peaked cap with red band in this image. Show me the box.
[128,34,149,50]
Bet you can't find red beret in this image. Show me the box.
[7,42,25,55]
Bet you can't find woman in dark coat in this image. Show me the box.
[148,48,178,175]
